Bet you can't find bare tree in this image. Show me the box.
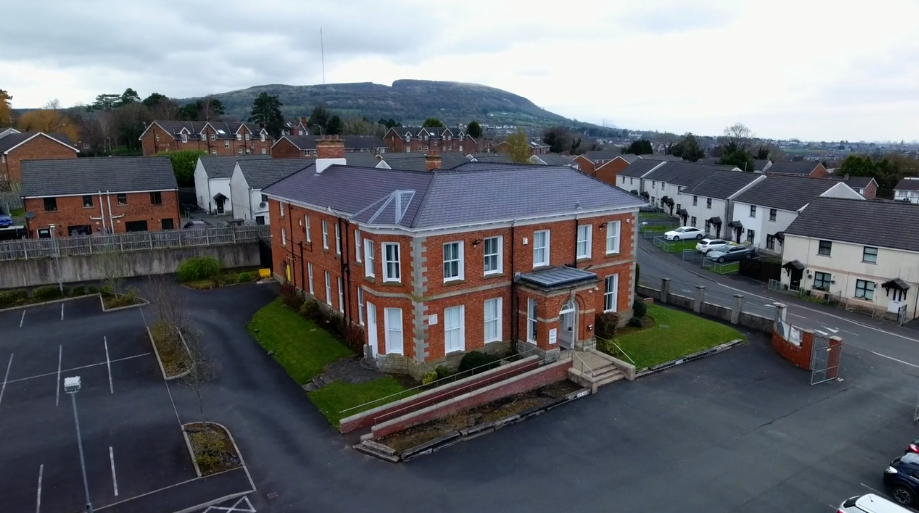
[722,123,754,153]
[145,274,189,329]
[96,249,126,295]
[180,327,214,420]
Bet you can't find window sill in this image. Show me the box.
[816,254,831,258]
[364,275,375,282]
[483,271,504,278]
[443,278,465,286]
[576,255,591,261]
[381,280,402,286]
[532,264,551,270]
[861,261,877,265]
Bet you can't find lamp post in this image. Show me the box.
[50,223,63,294]
[64,376,93,513]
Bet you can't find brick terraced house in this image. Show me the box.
[21,157,179,238]
[0,129,78,186]
[139,121,274,156]
[271,135,387,158]
[383,126,478,154]
[263,138,646,378]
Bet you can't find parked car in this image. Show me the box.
[663,226,704,241]
[706,245,756,263]
[884,452,919,506]
[906,437,919,454]
[182,220,207,229]
[695,238,733,254]
[0,214,12,228]
[838,493,912,512]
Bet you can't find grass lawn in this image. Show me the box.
[247,298,353,384]
[615,304,743,370]
[655,239,699,253]
[309,377,416,427]
[638,213,672,220]
[639,224,671,234]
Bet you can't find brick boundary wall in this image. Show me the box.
[370,359,572,439]
[340,355,539,434]
[772,325,814,370]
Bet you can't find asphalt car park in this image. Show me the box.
[0,296,249,512]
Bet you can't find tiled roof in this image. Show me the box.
[753,159,771,172]
[620,153,641,163]
[381,152,468,171]
[643,162,738,188]
[640,154,683,162]
[680,171,763,200]
[469,154,513,164]
[152,120,268,140]
[894,178,919,191]
[842,176,875,188]
[21,157,177,197]
[617,159,668,178]
[733,175,847,211]
[785,197,919,252]
[342,152,385,168]
[236,159,314,190]
[583,150,623,162]
[198,155,271,179]
[275,135,386,151]
[533,154,577,167]
[0,132,77,154]
[264,162,646,229]
[765,161,821,175]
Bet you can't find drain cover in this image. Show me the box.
[267,491,278,500]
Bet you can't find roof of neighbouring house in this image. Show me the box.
[273,135,387,151]
[381,152,469,171]
[583,150,625,162]
[643,162,738,189]
[198,155,271,179]
[235,159,314,190]
[468,153,513,164]
[753,159,771,172]
[532,154,577,167]
[785,196,919,252]
[0,132,78,154]
[263,162,646,229]
[21,157,177,197]
[765,161,822,175]
[842,176,876,188]
[679,170,763,199]
[733,175,849,211]
[894,178,919,191]
[617,159,669,178]
[149,120,269,140]
[640,154,683,162]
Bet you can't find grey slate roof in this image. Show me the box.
[753,159,771,172]
[583,150,623,162]
[618,159,668,178]
[732,175,845,211]
[276,135,386,151]
[264,162,646,229]
[842,176,875,188]
[342,152,385,168]
[680,171,762,200]
[152,120,267,140]
[766,161,822,175]
[21,157,177,197]
[518,266,598,289]
[643,162,738,189]
[381,152,468,171]
[199,155,271,179]
[785,197,919,252]
[0,132,77,154]
[236,159,314,190]
[895,178,919,191]
[640,154,683,162]
[532,154,577,167]
[469,154,513,164]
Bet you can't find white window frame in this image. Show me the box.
[533,230,550,268]
[484,298,502,343]
[357,288,365,325]
[337,277,344,312]
[280,202,285,218]
[321,220,329,250]
[335,223,341,255]
[863,246,878,263]
[355,230,362,263]
[483,236,502,275]
[855,279,875,301]
[324,271,332,306]
[604,274,619,312]
[526,299,538,343]
[308,263,314,294]
[444,305,465,353]
[384,307,404,354]
[576,224,592,259]
[365,240,375,278]
[281,228,286,246]
[443,241,464,282]
[606,221,621,254]
[305,215,311,242]
[383,242,401,282]
[749,205,756,218]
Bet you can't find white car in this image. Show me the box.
[663,226,704,241]
[837,494,911,512]
[695,238,733,254]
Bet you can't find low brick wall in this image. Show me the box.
[339,355,540,434]
[636,285,661,301]
[772,325,813,370]
[371,359,572,439]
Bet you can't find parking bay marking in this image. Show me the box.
[19,310,25,328]
[36,464,43,513]
[104,337,113,394]
[60,303,64,321]
[55,345,62,406]
[110,446,118,497]
[0,353,12,413]
[4,353,150,385]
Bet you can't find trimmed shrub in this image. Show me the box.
[299,299,323,321]
[106,287,140,308]
[176,256,222,283]
[421,371,438,385]
[99,284,113,297]
[32,285,63,302]
[435,365,452,380]
[595,312,619,340]
[237,272,252,283]
[632,298,647,319]
[458,351,501,375]
[86,285,99,294]
[628,316,644,328]
[66,285,86,297]
[0,289,28,308]
[279,283,303,310]
[341,323,365,353]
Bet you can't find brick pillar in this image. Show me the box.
[774,302,787,324]
[731,294,743,324]
[827,336,843,380]
[425,151,442,171]
[661,278,671,304]
[694,285,705,313]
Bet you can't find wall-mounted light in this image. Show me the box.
[598,222,607,228]
[472,238,482,247]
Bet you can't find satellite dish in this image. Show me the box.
[24,211,35,219]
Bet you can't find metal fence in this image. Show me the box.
[0,191,22,212]
[0,225,270,261]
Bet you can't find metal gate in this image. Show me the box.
[258,238,273,269]
[810,332,839,385]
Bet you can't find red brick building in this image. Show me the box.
[272,135,387,158]
[0,129,78,186]
[20,157,179,238]
[139,121,274,157]
[264,138,646,378]
[384,126,478,154]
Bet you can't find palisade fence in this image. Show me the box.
[0,225,270,261]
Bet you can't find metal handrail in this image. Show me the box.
[608,340,636,366]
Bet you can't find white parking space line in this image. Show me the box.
[104,337,113,394]
[19,310,25,328]
[4,353,150,385]
[861,348,919,369]
[861,482,883,494]
[109,446,119,496]
[55,345,62,407]
[0,353,12,413]
[35,464,43,513]
[60,303,64,321]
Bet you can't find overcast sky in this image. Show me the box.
[4,0,919,142]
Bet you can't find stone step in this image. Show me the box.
[595,370,626,387]
[589,365,620,379]
[353,441,400,463]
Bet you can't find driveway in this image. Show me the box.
[166,283,919,512]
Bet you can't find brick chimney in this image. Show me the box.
[425,150,442,171]
[316,137,346,174]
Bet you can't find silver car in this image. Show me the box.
[706,245,755,263]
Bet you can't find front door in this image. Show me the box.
[558,299,575,349]
[366,303,378,356]
[214,194,226,214]
[790,268,803,289]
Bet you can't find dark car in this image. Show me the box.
[907,437,919,454]
[883,452,919,506]
[0,214,12,228]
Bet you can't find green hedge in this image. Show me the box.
[176,257,222,282]
[32,285,63,302]
[0,289,28,308]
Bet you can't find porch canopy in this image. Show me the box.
[707,216,722,226]
[882,278,910,292]
[774,231,785,242]
[728,220,743,229]
[782,260,805,271]
[661,196,674,207]
[518,266,598,291]
[677,208,688,217]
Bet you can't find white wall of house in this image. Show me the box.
[781,234,919,319]
[895,190,919,203]
[193,160,209,211]
[731,201,798,251]
[677,192,728,235]
[229,167,271,225]
[822,182,866,200]
[193,160,233,214]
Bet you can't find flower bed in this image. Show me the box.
[184,422,241,476]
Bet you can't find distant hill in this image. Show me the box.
[177,80,600,129]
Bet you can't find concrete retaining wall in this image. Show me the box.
[0,243,260,288]
[668,293,694,311]
[340,355,540,434]
[740,312,773,333]
[370,359,572,439]
[700,301,733,323]
[636,285,661,301]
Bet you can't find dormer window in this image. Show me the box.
[260,133,265,142]
[236,134,242,140]
[181,134,188,143]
